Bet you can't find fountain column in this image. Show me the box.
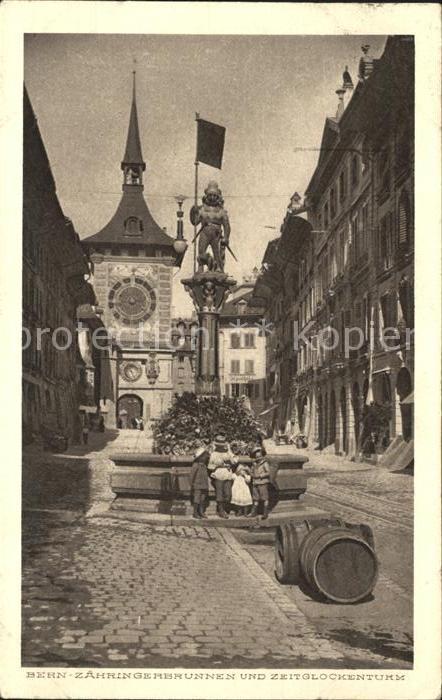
[181,270,236,396]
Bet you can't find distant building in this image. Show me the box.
[253,37,414,456]
[82,75,185,427]
[23,87,96,443]
[171,317,197,396]
[219,270,267,416]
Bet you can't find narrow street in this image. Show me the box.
[233,446,413,667]
[22,428,413,669]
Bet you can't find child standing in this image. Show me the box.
[207,434,236,519]
[247,445,271,520]
[189,446,210,519]
[231,464,252,516]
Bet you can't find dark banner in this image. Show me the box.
[196,118,225,169]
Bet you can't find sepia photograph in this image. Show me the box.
[21,29,414,669]
[1,2,440,699]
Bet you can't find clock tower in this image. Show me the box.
[83,73,185,427]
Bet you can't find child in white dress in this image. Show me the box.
[231,464,253,516]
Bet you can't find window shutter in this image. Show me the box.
[231,359,240,374]
[231,333,240,349]
[398,194,409,246]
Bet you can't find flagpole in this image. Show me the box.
[194,112,200,274]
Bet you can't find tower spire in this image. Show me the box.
[121,67,146,188]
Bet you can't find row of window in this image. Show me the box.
[300,190,412,314]
[230,332,255,349]
[296,286,413,373]
[230,359,255,375]
[93,248,168,258]
[226,382,261,399]
[23,265,71,329]
[23,327,77,379]
[318,154,364,231]
[379,192,412,271]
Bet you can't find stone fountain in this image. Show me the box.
[108,182,312,526]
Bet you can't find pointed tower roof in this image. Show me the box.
[121,72,145,170]
[82,72,179,259]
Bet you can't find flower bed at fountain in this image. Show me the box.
[153,392,265,456]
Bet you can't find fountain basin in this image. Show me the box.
[110,452,308,501]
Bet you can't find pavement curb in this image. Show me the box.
[217,528,346,658]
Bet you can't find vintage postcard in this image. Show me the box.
[0,2,440,699]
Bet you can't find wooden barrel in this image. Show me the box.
[274,518,343,585]
[299,525,378,603]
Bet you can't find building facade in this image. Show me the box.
[253,37,414,457]
[82,76,185,428]
[76,303,114,427]
[23,87,96,444]
[219,271,267,416]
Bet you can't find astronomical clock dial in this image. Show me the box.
[108,277,156,325]
[119,361,142,382]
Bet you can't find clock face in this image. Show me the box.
[120,361,142,382]
[108,277,156,325]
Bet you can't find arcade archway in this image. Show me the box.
[117,394,143,429]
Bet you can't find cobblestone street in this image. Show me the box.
[22,430,413,668]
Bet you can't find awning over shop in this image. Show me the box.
[401,391,414,405]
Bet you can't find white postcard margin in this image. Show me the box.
[0,2,440,699]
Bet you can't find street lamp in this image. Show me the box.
[173,195,188,255]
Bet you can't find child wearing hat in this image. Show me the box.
[208,433,236,519]
[231,464,252,516]
[247,445,271,520]
[190,446,210,519]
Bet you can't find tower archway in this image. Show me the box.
[117,394,143,429]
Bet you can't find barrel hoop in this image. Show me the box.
[274,521,303,585]
[308,533,378,603]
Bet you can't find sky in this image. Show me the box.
[24,33,387,316]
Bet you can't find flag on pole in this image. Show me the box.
[196,118,226,169]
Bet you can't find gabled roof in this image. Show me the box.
[82,188,176,249]
[82,73,177,255]
[221,288,264,317]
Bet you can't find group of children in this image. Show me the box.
[189,433,272,520]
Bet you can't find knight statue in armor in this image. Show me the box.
[190,181,231,273]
